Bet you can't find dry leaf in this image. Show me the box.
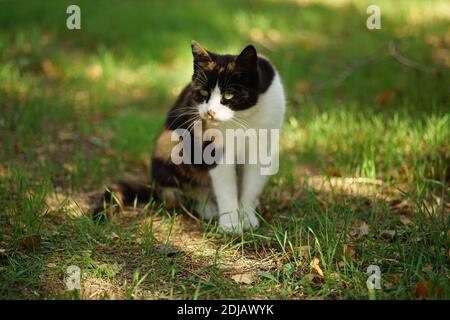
[4,226,12,235]
[310,258,324,277]
[359,222,369,237]
[422,264,433,273]
[324,167,341,177]
[295,80,310,94]
[414,282,429,299]
[19,235,41,250]
[110,232,119,241]
[329,272,340,281]
[343,244,356,261]
[390,274,402,284]
[399,215,413,226]
[375,90,394,104]
[0,164,10,178]
[384,258,400,265]
[299,245,310,258]
[63,163,75,172]
[86,64,103,81]
[231,273,255,285]
[381,230,396,241]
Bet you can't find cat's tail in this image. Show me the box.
[91,180,156,221]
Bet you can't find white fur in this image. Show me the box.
[202,72,285,233]
[198,85,234,122]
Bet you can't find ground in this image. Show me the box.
[0,0,449,299]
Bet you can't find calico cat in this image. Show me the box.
[94,41,285,233]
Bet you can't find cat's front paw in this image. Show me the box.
[218,212,243,234]
[244,212,259,230]
[243,210,260,231]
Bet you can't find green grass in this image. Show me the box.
[0,0,449,299]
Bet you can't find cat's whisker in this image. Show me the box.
[167,111,200,129]
[193,76,207,86]
[172,112,198,129]
[230,118,247,131]
[193,63,208,82]
[232,115,249,129]
[182,118,201,139]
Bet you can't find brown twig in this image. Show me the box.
[388,40,439,75]
[179,202,201,224]
[311,40,442,94]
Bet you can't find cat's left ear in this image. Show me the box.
[235,45,257,69]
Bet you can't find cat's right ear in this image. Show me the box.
[191,40,214,67]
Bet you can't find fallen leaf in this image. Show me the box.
[390,274,402,284]
[86,64,103,81]
[231,273,255,285]
[19,235,41,250]
[299,245,310,258]
[0,164,10,177]
[399,215,413,226]
[41,59,58,79]
[422,264,433,273]
[324,167,341,177]
[375,90,394,104]
[414,282,429,299]
[110,232,119,241]
[329,272,340,281]
[343,244,356,261]
[310,258,324,277]
[63,163,75,173]
[381,230,396,241]
[4,226,12,235]
[295,80,311,94]
[384,258,400,265]
[359,222,369,237]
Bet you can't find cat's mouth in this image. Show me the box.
[199,108,234,125]
[200,115,220,126]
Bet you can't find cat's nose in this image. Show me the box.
[207,109,216,119]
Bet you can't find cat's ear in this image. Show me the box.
[235,45,257,69]
[191,40,214,65]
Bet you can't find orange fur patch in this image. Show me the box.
[153,130,177,161]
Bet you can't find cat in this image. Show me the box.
[93,41,285,233]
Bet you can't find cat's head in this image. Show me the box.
[191,40,259,124]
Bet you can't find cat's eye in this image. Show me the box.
[199,89,209,97]
[223,92,234,100]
